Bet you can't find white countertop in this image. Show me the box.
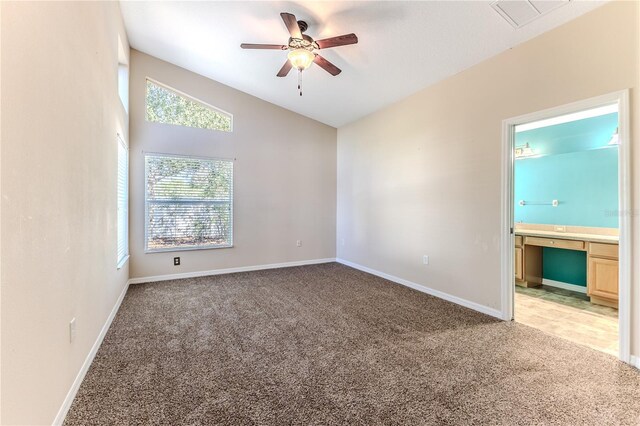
[515,229,618,244]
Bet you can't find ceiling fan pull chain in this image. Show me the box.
[298,69,303,96]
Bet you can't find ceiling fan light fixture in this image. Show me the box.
[240,12,357,96]
[287,48,314,70]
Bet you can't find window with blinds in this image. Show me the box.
[145,153,233,252]
[117,135,129,268]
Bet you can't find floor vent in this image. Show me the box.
[491,0,570,29]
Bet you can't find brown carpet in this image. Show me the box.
[65,263,640,425]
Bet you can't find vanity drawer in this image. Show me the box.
[515,236,523,247]
[589,242,618,259]
[525,236,584,250]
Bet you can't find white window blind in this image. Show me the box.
[145,153,233,252]
[117,135,129,267]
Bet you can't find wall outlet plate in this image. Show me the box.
[174,257,180,266]
[554,226,566,232]
[296,240,302,247]
[423,255,429,265]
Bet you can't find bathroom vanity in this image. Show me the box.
[514,224,619,308]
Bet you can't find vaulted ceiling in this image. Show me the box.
[120,1,605,128]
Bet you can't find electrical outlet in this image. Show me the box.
[296,240,302,247]
[69,318,76,343]
[423,255,429,265]
[173,257,180,266]
[554,226,566,232]
[340,238,345,246]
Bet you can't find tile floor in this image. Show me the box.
[515,285,618,356]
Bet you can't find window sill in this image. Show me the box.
[144,244,233,254]
[117,255,130,270]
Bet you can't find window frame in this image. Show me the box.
[143,152,234,253]
[116,134,129,269]
[145,77,234,132]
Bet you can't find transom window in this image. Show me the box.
[145,153,233,252]
[145,79,232,132]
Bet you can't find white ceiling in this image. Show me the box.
[120,1,605,128]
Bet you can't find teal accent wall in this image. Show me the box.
[514,147,618,228]
[543,248,587,286]
[516,113,618,157]
[515,112,618,287]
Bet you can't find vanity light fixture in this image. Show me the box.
[515,143,535,158]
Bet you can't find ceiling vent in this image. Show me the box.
[491,0,570,28]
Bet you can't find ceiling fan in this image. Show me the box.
[241,12,358,96]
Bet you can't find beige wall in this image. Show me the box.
[337,1,639,341]
[0,2,130,424]
[129,51,337,279]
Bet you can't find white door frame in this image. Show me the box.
[500,90,631,363]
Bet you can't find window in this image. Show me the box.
[117,35,128,113]
[145,79,232,132]
[117,135,129,268]
[118,64,129,112]
[145,153,233,252]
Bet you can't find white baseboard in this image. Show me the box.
[630,356,640,369]
[541,278,587,294]
[336,258,503,319]
[52,281,130,426]
[128,258,337,285]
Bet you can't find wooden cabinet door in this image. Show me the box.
[588,257,619,300]
[515,248,523,281]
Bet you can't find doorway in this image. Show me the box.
[500,91,631,362]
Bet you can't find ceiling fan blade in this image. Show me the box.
[276,60,293,77]
[313,54,341,76]
[315,33,358,49]
[240,43,287,50]
[280,12,302,39]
